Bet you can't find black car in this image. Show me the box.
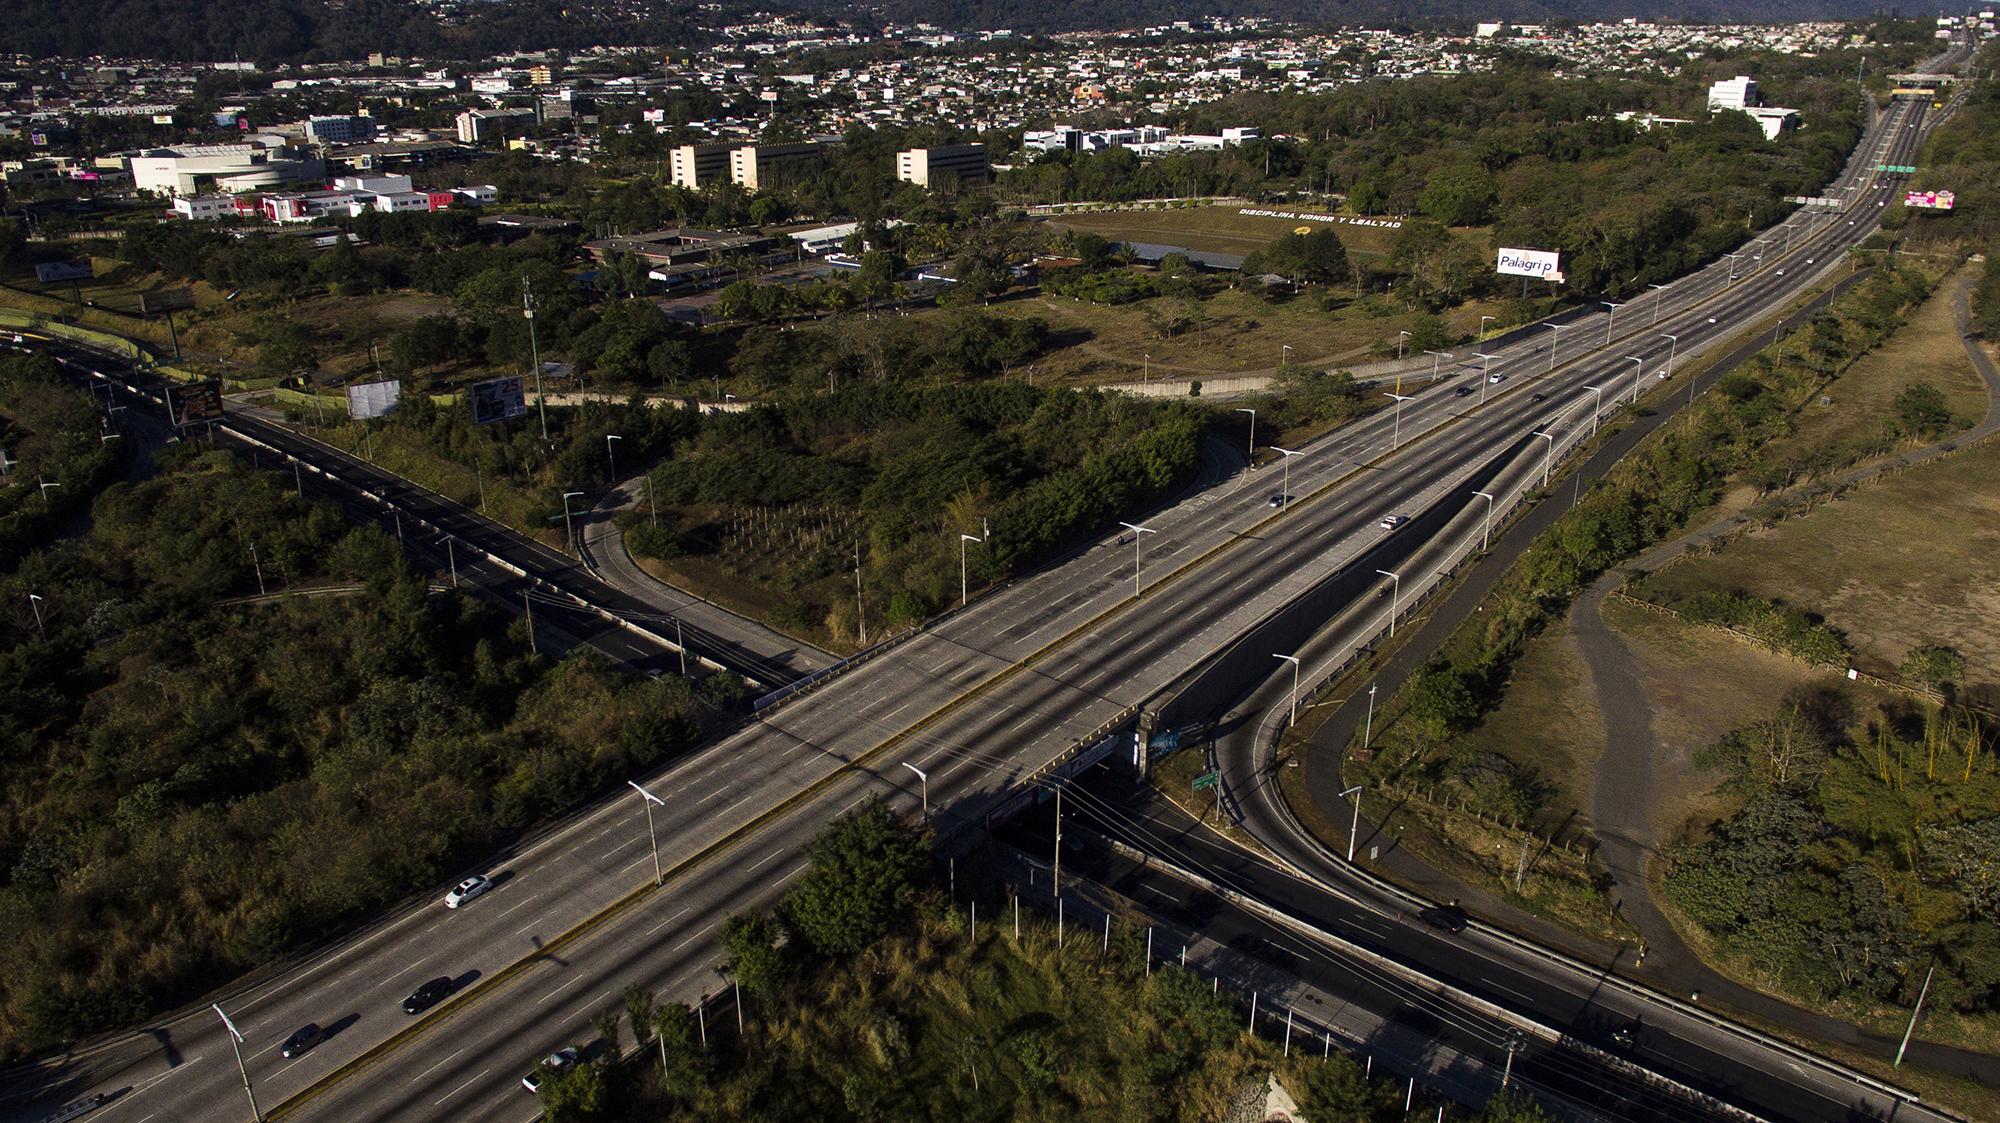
[1530,392,1548,403]
[1453,386,1474,397]
[1417,904,1469,933]
[1608,1022,1640,1051]
[281,1023,325,1058]
[403,976,455,1015]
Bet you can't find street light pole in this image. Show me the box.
[1648,282,1668,325]
[1363,682,1377,748]
[901,761,929,820]
[1273,654,1300,729]
[1544,322,1563,373]
[1234,408,1256,468]
[1534,431,1556,487]
[445,536,458,587]
[524,279,549,442]
[959,533,982,608]
[561,490,584,555]
[1396,330,1411,361]
[1375,568,1401,637]
[27,593,45,640]
[213,1003,263,1123]
[626,781,665,886]
[1385,394,1414,449]
[1659,332,1680,383]
[1271,447,1301,507]
[1423,349,1451,383]
[1624,355,1645,405]
[1472,490,1495,550]
[1479,314,1494,339]
[1580,384,1604,435]
[605,434,622,480]
[1601,301,1621,346]
[1472,352,1497,405]
[1117,522,1155,598]
[1340,784,1363,862]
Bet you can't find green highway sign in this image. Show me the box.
[1875,164,1917,173]
[1192,770,1220,791]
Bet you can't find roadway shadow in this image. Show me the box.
[320,1013,361,1043]
[450,969,483,991]
[487,868,518,890]
[527,935,568,968]
[143,1025,182,1068]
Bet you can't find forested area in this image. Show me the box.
[0,355,126,569]
[528,805,1557,1123]
[0,445,708,1058]
[1665,701,2000,1020]
[638,381,1206,640]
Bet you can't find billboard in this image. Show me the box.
[151,113,174,125]
[346,379,402,420]
[642,108,667,123]
[169,380,224,425]
[140,288,195,314]
[34,260,94,284]
[1905,189,1956,211]
[470,375,528,424]
[1496,247,1563,282]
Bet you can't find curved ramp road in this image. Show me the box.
[0,73,1956,1123]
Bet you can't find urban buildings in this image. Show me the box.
[895,143,990,188]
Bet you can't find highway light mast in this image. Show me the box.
[627,780,666,886]
[523,278,550,441]
[1273,653,1301,728]
[1117,522,1155,598]
[1271,447,1302,506]
[959,533,982,608]
[213,1003,263,1122]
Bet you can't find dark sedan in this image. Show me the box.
[402,976,455,1015]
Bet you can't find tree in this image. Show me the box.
[1894,381,1952,438]
[622,984,655,1046]
[537,1058,607,1123]
[780,800,930,957]
[652,1001,709,1098]
[1480,1089,1558,1122]
[591,1002,623,1052]
[1298,1053,1392,1119]
[1417,163,1498,227]
[1244,228,1349,285]
[1899,644,1965,693]
[718,911,790,997]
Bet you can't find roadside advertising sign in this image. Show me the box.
[470,375,529,424]
[346,379,403,420]
[1496,247,1563,282]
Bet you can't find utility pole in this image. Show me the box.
[1363,682,1377,748]
[213,1003,263,1122]
[627,781,665,886]
[1895,963,1936,1067]
[1502,1030,1526,1090]
[1340,784,1363,861]
[524,591,537,654]
[1273,653,1300,729]
[524,278,550,441]
[1052,784,1062,898]
[959,533,982,608]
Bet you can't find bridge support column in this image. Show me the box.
[1133,710,1158,781]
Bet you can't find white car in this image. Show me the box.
[1487,372,1506,384]
[1379,514,1410,531]
[444,875,491,909]
[522,1047,579,1093]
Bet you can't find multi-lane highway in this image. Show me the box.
[0,70,1959,1123]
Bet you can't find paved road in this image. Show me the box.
[0,84,1954,1123]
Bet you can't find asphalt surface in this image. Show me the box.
[0,81,1959,1123]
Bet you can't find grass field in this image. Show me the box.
[1639,430,2000,686]
[1045,203,1482,262]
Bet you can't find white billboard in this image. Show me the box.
[346,379,402,420]
[1496,247,1562,281]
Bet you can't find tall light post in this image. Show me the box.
[213,1003,263,1123]
[1280,343,1292,368]
[1143,353,1150,385]
[1235,407,1256,467]
[1117,522,1155,598]
[605,433,622,480]
[1534,431,1556,487]
[1648,282,1669,325]
[561,490,585,554]
[901,762,929,821]
[626,780,665,886]
[1580,384,1604,435]
[1472,490,1496,550]
[523,279,549,441]
[1395,329,1411,361]
[27,592,45,640]
[1273,653,1301,729]
[1624,355,1645,405]
[1725,252,1742,282]
[1600,300,1621,346]
[443,535,458,587]
[1340,784,1364,862]
[1272,447,1301,508]
[1658,332,1680,383]
[1363,682,1377,748]
[1472,352,1498,405]
[1384,393,1414,450]
[1422,349,1452,383]
[1478,314,1494,339]
[1375,568,1401,637]
[959,533,982,608]
[1544,322,1563,373]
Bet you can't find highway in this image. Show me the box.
[0,74,1953,1123]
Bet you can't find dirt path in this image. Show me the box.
[1577,267,2000,978]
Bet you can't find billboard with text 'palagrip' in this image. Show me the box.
[1496,247,1563,283]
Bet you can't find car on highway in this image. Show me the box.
[1379,514,1409,531]
[1608,1022,1640,1051]
[1417,904,1469,933]
[1487,372,1506,384]
[1529,392,1548,403]
[1452,386,1474,397]
[522,1047,580,1093]
[402,976,455,1015]
[1267,493,1285,508]
[444,874,491,908]
[281,1024,324,1058]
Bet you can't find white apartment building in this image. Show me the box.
[1707,76,1758,112]
[668,142,732,187]
[125,139,324,196]
[896,143,991,187]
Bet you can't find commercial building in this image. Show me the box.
[169,193,251,220]
[455,108,532,145]
[1706,76,1758,112]
[668,143,732,187]
[726,142,825,190]
[304,115,377,144]
[895,143,990,188]
[125,139,325,196]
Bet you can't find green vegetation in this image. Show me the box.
[0,447,706,1058]
[636,382,1205,643]
[536,806,1552,1123]
[1665,698,2000,1024]
[0,354,125,567]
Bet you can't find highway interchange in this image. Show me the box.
[0,62,1974,1123]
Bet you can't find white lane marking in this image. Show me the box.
[777,861,810,885]
[433,1067,492,1106]
[745,849,784,874]
[537,976,583,1006]
[669,924,715,955]
[647,906,693,936]
[410,1047,467,1083]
